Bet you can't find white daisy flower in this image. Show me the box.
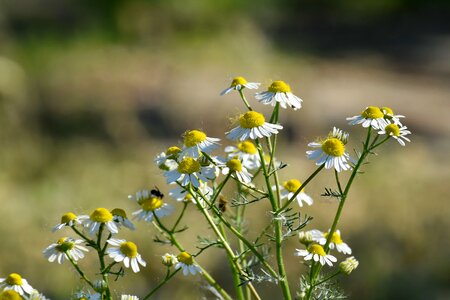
[43,237,89,264]
[0,273,34,296]
[175,252,202,276]
[310,229,352,255]
[52,212,82,232]
[221,158,253,184]
[164,157,216,188]
[346,106,389,130]
[226,111,283,141]
[111,208,135,230]
[295,244,337,266]
[378,123,411,146]
[220,76,260,95]
[224,140,260,170]
[0,290,23,299]
[121,295,139,300]
[339,256,359,275]
[381,106,405,126]
[306,127,352,172]
[255,80,302,110]
[276,179,313,207]
[79,208,118,235]
[132,192,173,223]
[106,239,146,273]
[180,130,220,159]
[154,146,181,171]
[161,253,178,267]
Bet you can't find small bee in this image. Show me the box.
[150,187,164,199]
[218,196,228,213]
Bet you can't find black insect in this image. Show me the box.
[150,187,164,199]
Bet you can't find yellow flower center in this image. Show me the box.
[90,208,113,223]
[111,208,127,219]
[231,76,247,86]
[5,273,22,286]
[177,251,194,265]
[385,124,400,136]
[268,80,291,93]
[321,138,345,156]
[361,106,383,119]
[237,141,257,154]
[239,111,265,129]
[381,106,394,115]
[226,159,243,172]
[120,241,138,258]
[140,197,163,211]
[177,157,201,174]
[283,179,303,193]
[0,290,22,300]
[307,244,326,256]
[56,237,75,252]
[184,130,207,147]
[166,146,182,156]
[61,212,77,224]
[324,232,343,245]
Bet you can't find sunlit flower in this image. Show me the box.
[339,256,359,275]
[175,252,202,276]
[224,140,260,170]
[255,80,302,110]
[164,157,216,188]
[79,208,118,235]
[310,229,352,255]
[295,244,337,266]
[0,273,34,296]
[306,127,352,172]
[106,239,146,273]
[43,237,89,264]
[220,76,260,95]
[52,212,82,232]
[162,253,178,267]
[381,107,405,126]
[154,146,181,171]
[226,111,283,141]
[0,290,22,300]
[276,179,313,207]
[180,130,220,159]
[132,192,173,223]
[121,295,139,300]
[221,158,253,184]
[378,123,411,146]
[346,106,389,130]
[111,208,135,230]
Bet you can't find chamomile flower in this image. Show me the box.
[164,157,216,188]
[339,256,359,275]
[378,123,411,146]
[0,290,22,300]
[306,127,352,172]
[226,111,283,141]
[276,179,313,207]
[52,212,82,232]
[295,244,337,266]
[121,296,139,300]
[162,253,178,267]
[180,130,220,159]
[106,239,146,273]
[111,208,135,230]
[154,146,181,171]
[255,80,302,110]
[221,158,253,184]
[175,252,202,276]
[310,229,352,255]
[79,208,118,235]
[132,192,173,223]
[224,140,260,170]
[0,273,34,296]
[381,107,405,126]
[220,76,260,95]
[346,106,389,130]
[43,237,89,264]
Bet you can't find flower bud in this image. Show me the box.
[339,256,359,275]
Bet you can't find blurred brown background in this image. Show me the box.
[0,0,449,299]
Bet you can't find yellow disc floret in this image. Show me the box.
[283,179,303,193]
[166,146,182,156]
[324,232,343,245]
[321,138,345,157]
[184,130,207,147]
[231,76,247,86]
[385,124,400,136]
[111,208,127,219]
[90,208,113,223]
[56,237,75,252]
[0,290,22,300]
[61,212,77,224]
[177,157,201,174]
[226,159,243,172]
[268,80,291,93]
[140,197,163,211]
[177,251,194,265]
[381,106,394,115]
[361,106,384,119]
[239,111,265,129]
[307,244,326,256]
[120,241,138,258]
[237,141,257,154]
[5,273,23,286]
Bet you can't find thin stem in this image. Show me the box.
[96,225,112,300]
[142,268,180,300]
[171,202,188,232]
[239,89,253,111]
[66,252,95,289]
[313,271,341,287]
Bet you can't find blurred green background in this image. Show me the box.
[0,0,449,299]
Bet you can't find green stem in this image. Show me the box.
[239,89,253,111]
[66,252,95,289]
[171,202,188,232]
[142,268,180,300]
[96,225,112,300]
